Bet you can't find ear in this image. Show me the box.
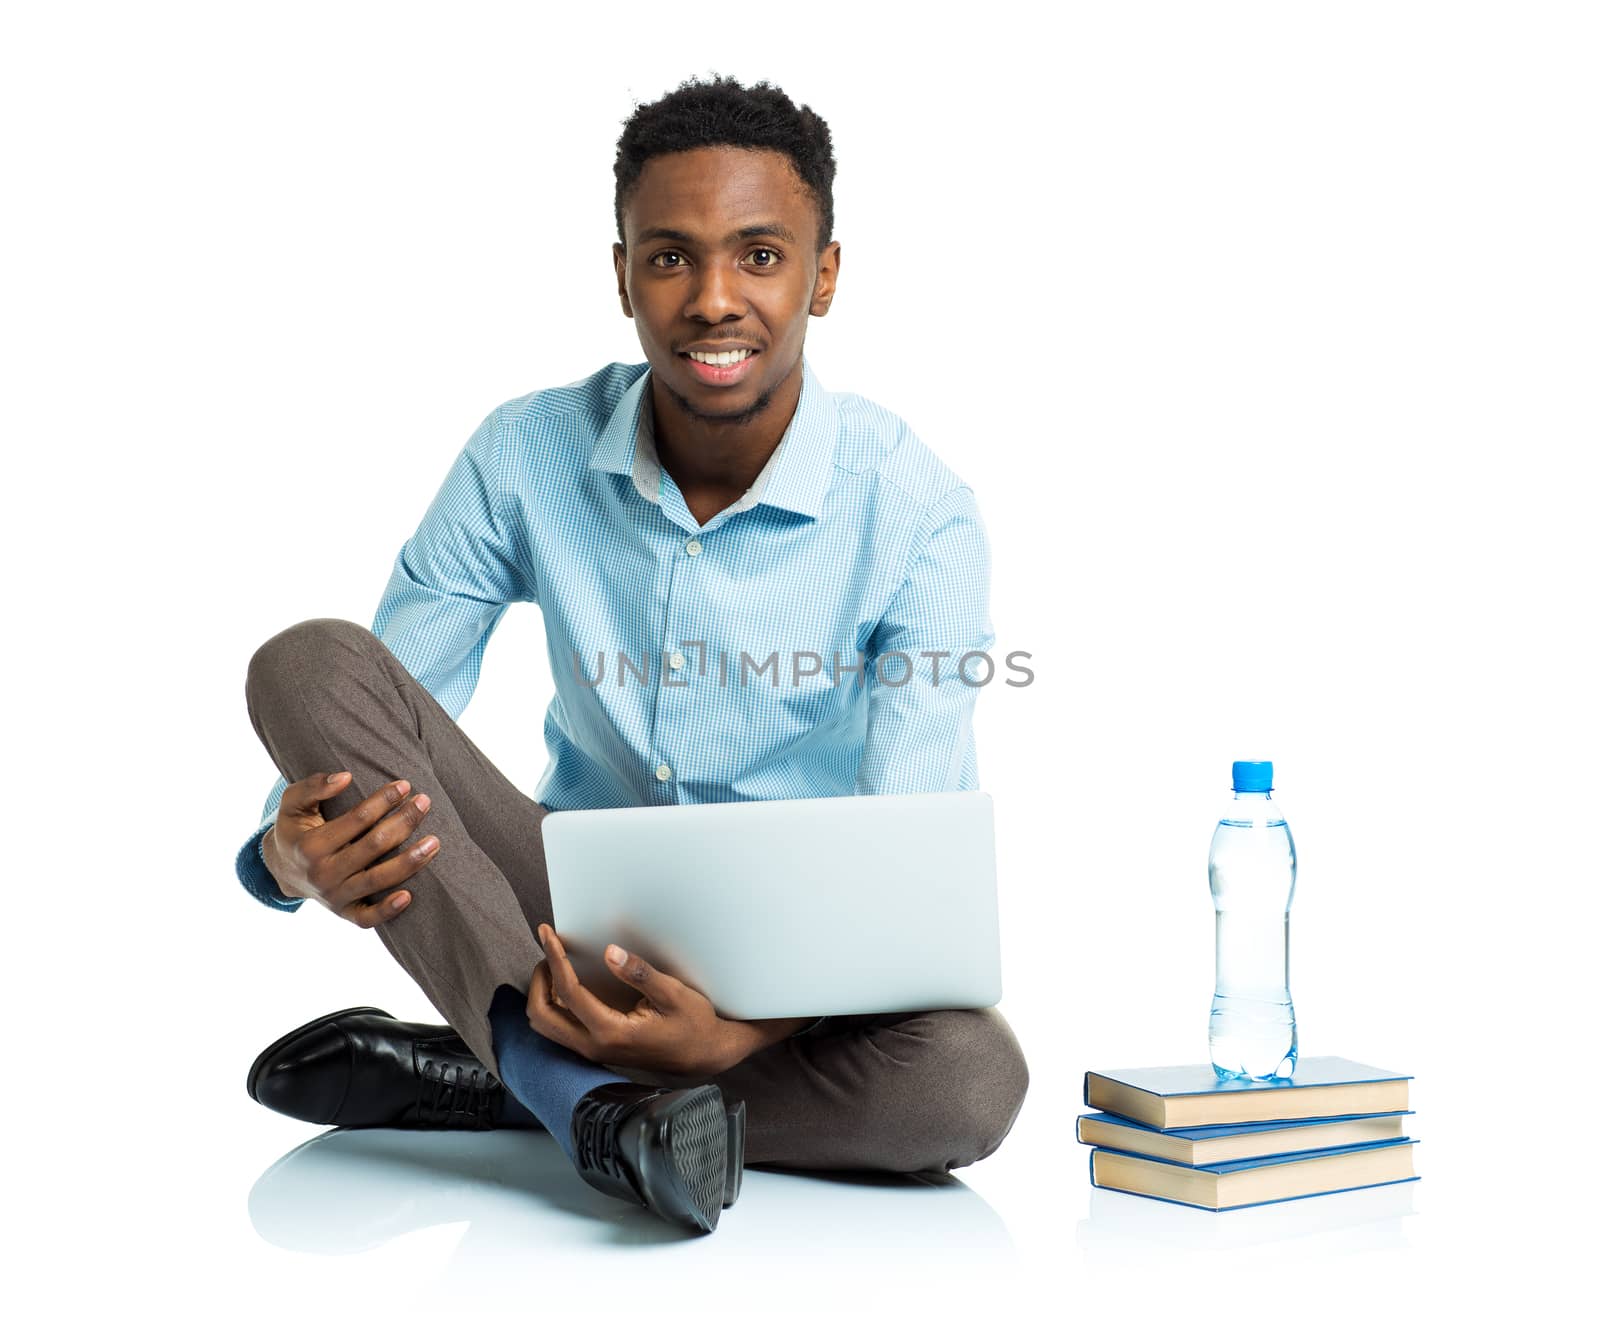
[613,243,634,318]
[810,239,841,317]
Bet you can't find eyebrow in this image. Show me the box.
[634,222,799,247]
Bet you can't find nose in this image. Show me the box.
[683,257,746,324]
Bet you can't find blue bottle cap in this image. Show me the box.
[1231,760,1274,792]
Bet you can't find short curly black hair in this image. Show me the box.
[614,74,836,254]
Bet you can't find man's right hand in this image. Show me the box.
[261,771,439,927]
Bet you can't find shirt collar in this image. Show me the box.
[588,357,838,521]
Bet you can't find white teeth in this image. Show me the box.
[687,349,753,366]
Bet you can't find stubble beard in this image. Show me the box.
[661,378,778,428]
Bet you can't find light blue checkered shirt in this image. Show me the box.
[236,356,994,911]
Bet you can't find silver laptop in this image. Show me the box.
[542,790,1001,1020]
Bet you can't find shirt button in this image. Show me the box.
[669,650,686,671]
[655,763,672,781]
[684,538,703,556]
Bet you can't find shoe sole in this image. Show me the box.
[246,1006,393,1105]
[632,1085,728,1234]
[723,1101,746,1209]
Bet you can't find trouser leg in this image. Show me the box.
[245,617,553,1079]
[730,1008,1030,1172]
[621,1007,1030,1172]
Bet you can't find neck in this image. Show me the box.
[650,354,804,499]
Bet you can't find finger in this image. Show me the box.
[332,826,439,912]
[603,944,684,1013]
[323,789,436,886]
[306,778,419,864]
[538,925,631,1038]
[526,960,596,1055]
[336,891,411,930]
[281,770,351,818]
[535,963,592,1044]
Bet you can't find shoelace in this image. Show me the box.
[571,1092,640,1186]
[416,1059,501,1127]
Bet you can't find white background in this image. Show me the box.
[3,2,1595,1323]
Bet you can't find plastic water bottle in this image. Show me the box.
[1208,760,1298,1080]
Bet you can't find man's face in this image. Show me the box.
[613,146,840,426]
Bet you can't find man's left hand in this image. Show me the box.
[526,923,766,1077]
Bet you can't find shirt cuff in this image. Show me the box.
[235,824,304,912]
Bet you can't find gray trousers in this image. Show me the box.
[245,617,1029,1172]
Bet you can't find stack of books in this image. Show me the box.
[1078,1056,1419,1211]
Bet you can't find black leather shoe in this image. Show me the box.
[247,1007,520,1130]
[571,1082,740,1234]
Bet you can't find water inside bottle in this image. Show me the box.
[1209,812,1298,1081]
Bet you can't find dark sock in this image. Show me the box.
[487,984,630,1166]
[499,1092,543,1129]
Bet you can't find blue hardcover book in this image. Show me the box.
[1084,1057,1411,1129]
[1076,1110,1415,1166]
[1089,1137,1420,1212]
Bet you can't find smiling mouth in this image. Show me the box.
[678,348,760,385]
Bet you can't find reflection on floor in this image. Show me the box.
[1077,1180,1416,1258]
[250,1126,1018,1267]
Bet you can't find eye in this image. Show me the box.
[747,248,781,268]
[649,252,687,269]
